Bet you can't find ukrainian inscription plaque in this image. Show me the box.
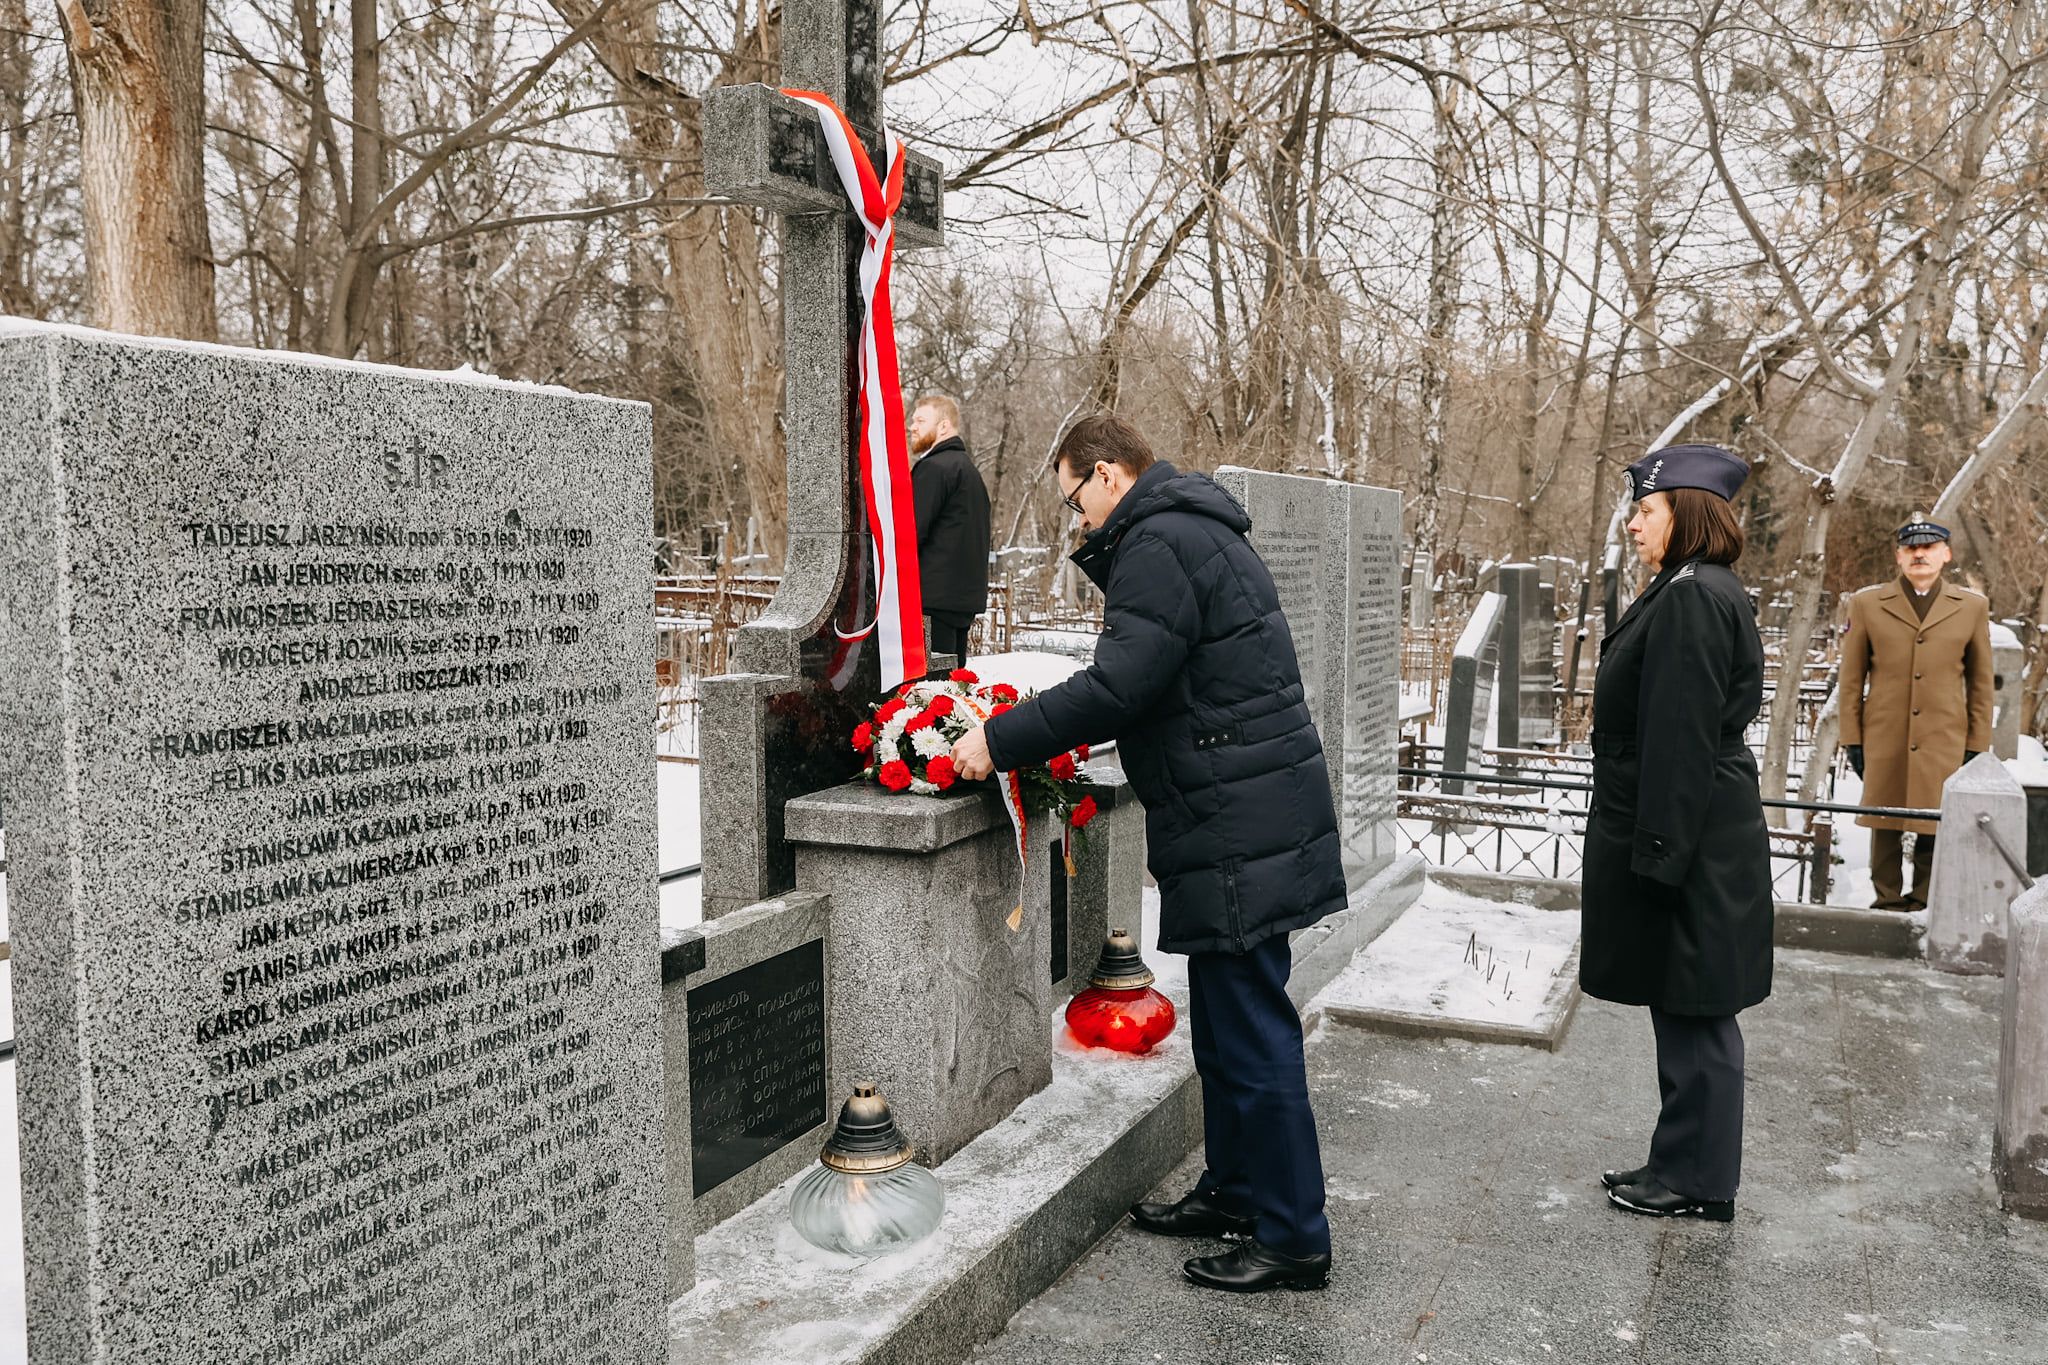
[0,325,664,1365]
[686,939,827,1195]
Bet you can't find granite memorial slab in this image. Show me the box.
[0,323,666,1363]
[1340,483,1405,888]
[1443,593,1504,796]
[1497,563,1555,748]
[1212,467,1349,813]
[664,890,832,1234]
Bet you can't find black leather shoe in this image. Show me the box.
[1183,1239,1330,1293]
[1608,1177,1734,1222]
[1601,1164,1651,1191]
[1129,1189,1257,1239]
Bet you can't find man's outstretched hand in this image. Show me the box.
[951,724,995,781]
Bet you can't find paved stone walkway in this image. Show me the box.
[975,949,2048,1364]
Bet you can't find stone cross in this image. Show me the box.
[698,0,947,916]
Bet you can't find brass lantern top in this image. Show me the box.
[1087,927,1156,991]
[820,1083,915,1174]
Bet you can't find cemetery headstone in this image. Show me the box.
[1926,752,2030,974]
[1600,544,1627,639]
[1408,546,1434,630]
[1995,881,2048,1220]
[698,0,946,919]
[1213,468,1404,888]
[0,323,666,1363]
[1991,622,2025,761]
[1497,564,1556,748]
[1443,593,1504,796]
[1341,485,1405,886]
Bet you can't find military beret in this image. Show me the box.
[1626,443,1749,502]
[1896,516,1950,546]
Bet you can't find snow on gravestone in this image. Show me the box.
[0,325,665,1364]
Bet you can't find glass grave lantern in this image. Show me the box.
[1064,927,1177,1054]
[789,1083,944,1257]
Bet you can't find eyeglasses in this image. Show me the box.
[1061,467,1094,515]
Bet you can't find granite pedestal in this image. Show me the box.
[1996,882,2048,1219]
[786,782,1055,1165]
[1927,752,2029,974]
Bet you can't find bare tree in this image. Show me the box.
[57,0,217,337]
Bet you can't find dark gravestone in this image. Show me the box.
[697,0,948,919]
[686,939,827,1196]
[1443,593,1504,796]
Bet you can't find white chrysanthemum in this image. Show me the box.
[911,727,949,759]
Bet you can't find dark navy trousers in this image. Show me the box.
[1646,1008,1745,1201]
[1188,934,1330,1257]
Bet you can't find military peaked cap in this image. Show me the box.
[1896,516,1950,546]
[1626,443,1749,503]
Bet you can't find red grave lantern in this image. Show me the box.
[1065,928,1176,1054]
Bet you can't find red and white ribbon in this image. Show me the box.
[782,88,927,690]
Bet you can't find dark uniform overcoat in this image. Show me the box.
[984,462,1347,956]
[1837,580,1993,835]
[1581,556,1774,1016]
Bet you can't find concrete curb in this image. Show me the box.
[1427,869,1927,961]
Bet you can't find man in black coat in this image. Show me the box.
[949,413,1344,1293]
[908,394,991,668]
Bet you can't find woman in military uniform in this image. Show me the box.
[1582,443,1773,1222]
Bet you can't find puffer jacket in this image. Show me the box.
[985,461,1346,955]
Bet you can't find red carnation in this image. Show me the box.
[1076,744,1091,761]
[988,683,1020,703]
[990,702,1013,717]
[852,722,875,754]
[905,708,935,733]
[927,755,958,790]
[1068,795,1099,829]
[927,694,956,719]
[1048,752,1077,781]
[949,668,979,684]
[875,697,907,725]
[878,760,913,792]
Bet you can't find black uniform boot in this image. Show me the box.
[1607,1175,1735,1222]
[1600,1164,1651,1191]
[1183,1239,1330,1293]
[1128,1189,1257,1239]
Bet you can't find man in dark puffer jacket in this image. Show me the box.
[949,413,1345,1294]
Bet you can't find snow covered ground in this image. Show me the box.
[1315,880,1581,1039]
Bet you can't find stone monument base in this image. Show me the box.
[663,854,1424,1365]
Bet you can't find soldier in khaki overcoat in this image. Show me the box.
[1838,517,1994,910]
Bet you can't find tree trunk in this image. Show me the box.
[58,0,217,339]
[0,0,35,315]
[1413,40,1463,591]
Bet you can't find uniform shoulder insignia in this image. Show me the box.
[1671,563,1696,582]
